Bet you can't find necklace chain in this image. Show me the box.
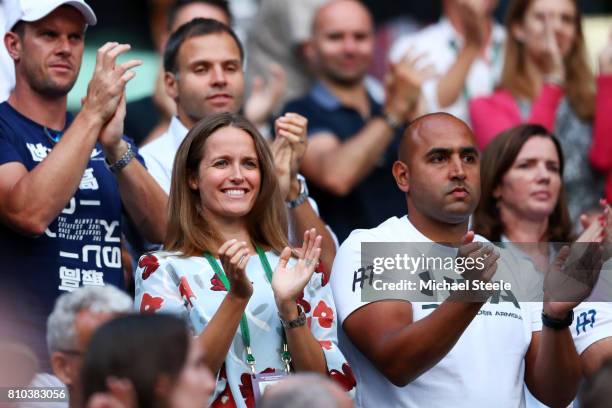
[44,126,63,144]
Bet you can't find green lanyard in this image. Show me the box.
[204,245,292,374]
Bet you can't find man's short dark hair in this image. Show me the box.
[163,17,244,74]
[167,0,232,30]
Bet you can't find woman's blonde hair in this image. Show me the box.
[164,112,289,256]
[500,0,595,121]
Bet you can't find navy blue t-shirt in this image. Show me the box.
[0,102,142,371]
[282,82,405,242]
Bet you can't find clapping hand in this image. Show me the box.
[540,16,565,84]
[272,229,322,317]
[275,113,308,177]
[451,231,500,302]
[271,113,308,200]
[542,200,610,316]
[218,239,253,300]
[457,0,489,50]
[578,199,612,260]
[83,43,141,160]
[543,242,603,317]
[271,135,292,200]
[245,63,287,127]
[386,47,437,124]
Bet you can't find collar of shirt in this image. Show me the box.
[500,234,557,265]
[439,17,505,49]
[168,116,190,149]
[309,80,382,115]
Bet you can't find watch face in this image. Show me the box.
[297,176,308,195]
[287,177,308,208]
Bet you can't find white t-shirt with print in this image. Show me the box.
[330,215,542,408]
[573,301,612,355]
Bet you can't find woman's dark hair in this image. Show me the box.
[473,124,574,242]
[81,314,189,408]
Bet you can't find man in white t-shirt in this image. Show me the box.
[330,112,589,407]
[389,0,505,124]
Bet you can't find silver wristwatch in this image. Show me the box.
[106,143,135,174]
[286,174,309,209]
[279,304,307,329]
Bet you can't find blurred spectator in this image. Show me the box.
[125,0,232,146]
[135,112,352,406]
[0,0,15,101]
[282,0,429,242]
[260,373,354,408]
[0,343,38,391]
[245,0,327,107]
[139,18,336,266]
[0,286,41,388]
[470,0,610,222]
[81,314,215,408]
[390,0,504,124]
[590,31,612,206]
[46,286,132,408]
[0,0,167,371]
[146,0,176,51]
[227,0,259,43]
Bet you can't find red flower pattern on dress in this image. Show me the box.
[296,290,311,313]
[329,363,356,391]
[211,275,227,292]
[212,365,237,407]
[313,300,333,329]
[140,293,164,314]
[319,340,332,350]
[239,368,275,408]
[179,277,197,308]
[139,254,159,280]
[314,261,331,286]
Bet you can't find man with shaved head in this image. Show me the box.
[282,0,427,242]
[330,113,587,407]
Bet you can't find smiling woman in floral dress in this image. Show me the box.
[134,112,354,407]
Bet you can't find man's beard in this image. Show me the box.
[322,66,366,88]
[30,77,75,98]
[26,65,76,98]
